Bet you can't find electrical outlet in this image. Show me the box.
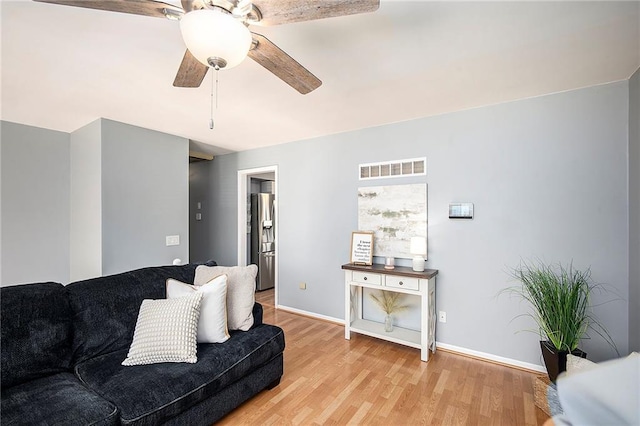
[438,311,447,323]
[299,282,306,290]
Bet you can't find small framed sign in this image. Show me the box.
[350,231,374,265]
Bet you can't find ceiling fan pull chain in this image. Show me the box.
[209,69,215,129]
[209,68,220,130]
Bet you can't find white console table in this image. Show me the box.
[342,263,438,362]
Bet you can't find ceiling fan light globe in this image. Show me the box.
[180,9,252,70]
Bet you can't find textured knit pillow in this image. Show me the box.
[566,352,639,377]
[194,265,257,331]
[566,354,598,376]
[122,292,202,366]
[166,275,230,344]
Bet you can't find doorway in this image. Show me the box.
[237,166,278,306]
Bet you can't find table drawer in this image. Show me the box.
[385,275,419,290]
[352,271,382,285]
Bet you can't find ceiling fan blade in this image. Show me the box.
[33,0,184,19]
[181,0,215,13]
[173,50,209,88]
[248,33,321,94]
[252,0,379,26]
[181,0,192,12]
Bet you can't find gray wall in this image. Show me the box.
[100,119,189,275]
[70,119,102,281]
[1,118,190,283]
[189,160,214,264]
[195,81,631,366]
[1,122,70,286]
[629,68,640,352]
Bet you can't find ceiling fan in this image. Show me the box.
[33,0,380,94]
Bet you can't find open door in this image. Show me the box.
[237,166,278,305]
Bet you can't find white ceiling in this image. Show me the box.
[2,1,639,155]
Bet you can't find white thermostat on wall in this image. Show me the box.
[449,203,474,219]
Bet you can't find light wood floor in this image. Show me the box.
[219,289,548,425]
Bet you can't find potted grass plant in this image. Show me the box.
[370,290,409,332]
[505,261,617,382]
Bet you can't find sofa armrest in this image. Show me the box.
[251,303,263,328]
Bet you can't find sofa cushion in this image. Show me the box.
[66,264,200,364]
[252,302,263,327]
[1,282,73,388]
[75,324,285,426]
[0,372,118,426]
[162,353,284,425]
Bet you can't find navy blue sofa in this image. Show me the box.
[1,264,285,425]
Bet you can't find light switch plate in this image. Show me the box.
[166,235,180,246]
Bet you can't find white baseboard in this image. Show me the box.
[274,305,546,373]
[276,304,344,325]
[436,342,546,373]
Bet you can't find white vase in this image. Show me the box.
[384,314,393,332]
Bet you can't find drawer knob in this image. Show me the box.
[399,281,404,285]
[364,277,367,281]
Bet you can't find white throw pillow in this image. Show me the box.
[122,292,202,366]
[166,275,230,344]
[194,265,257,331]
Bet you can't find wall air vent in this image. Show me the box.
[359,157,426,180]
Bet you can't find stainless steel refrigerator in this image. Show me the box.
[250,193,275,291]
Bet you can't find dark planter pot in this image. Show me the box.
[540,340,587,382]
